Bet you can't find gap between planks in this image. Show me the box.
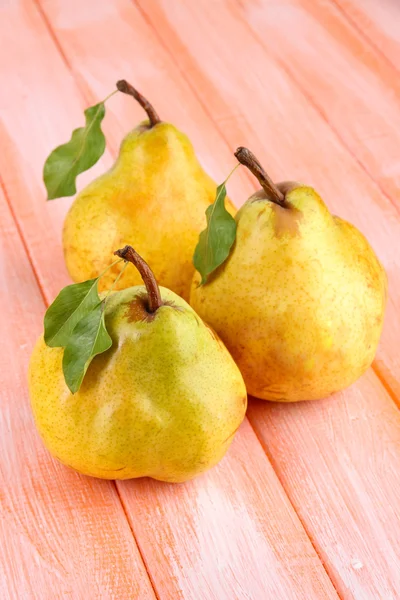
[329,0,400,75]
[246,403,345,600]
[0,174,48,307]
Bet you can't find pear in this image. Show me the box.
[63,80,235,301]
[28,246,246,482]
[190,148,387,402]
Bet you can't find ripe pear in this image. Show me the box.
[190,148,387,402]
[63,81,235,301]
[29,246,246,482]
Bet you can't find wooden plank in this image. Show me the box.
[0,187,155,600]
[0,1,115,302]
[127,1,400,597]
[234,0,400,210]
[121,420,339,600]
[331,0,400,71]
[1,1,338,598]
[248,373,400,599]
[136,0,400,400]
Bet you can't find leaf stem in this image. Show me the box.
[234,147,286,207]
[102,89,119,104]
[97,257,123,282]
[223,162,241,185]
[104,261,129,303]
[116,80,161,128]
[114,246,163,313]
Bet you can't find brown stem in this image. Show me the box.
[234,147,286,207]
[116,80,161,128]
[114,246,163,313]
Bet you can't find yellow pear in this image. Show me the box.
[190,148,387,402]
[29,247,246,482]
[63,81,235,301]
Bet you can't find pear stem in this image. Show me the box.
[116,80,161,128]
[114,246,163,313]
[234,147,286,207]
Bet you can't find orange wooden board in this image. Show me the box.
[235,0,400,207]
[248,372,400,599]
[332,0,400,70]
[1,0,400,598]
[119,421,338,600]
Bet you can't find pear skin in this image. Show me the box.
[29,286,247,481]
[63,84,235,302]
[190,149,387,402]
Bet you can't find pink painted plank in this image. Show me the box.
[0,187,155,600]
[136,0,400,400]
[0,0,115,301]
[1,1,338,598]
[120,420,339,600]
[234,0,400,210]
[331,0,400,71]
[248,373,400,599]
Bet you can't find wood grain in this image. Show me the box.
[0,187,155,600]
[331,0,400,71]
[248,372,400,600]
[234,0,400,213]
[1,1,339,598]
[120,421,339,600]
[0,0,113,302]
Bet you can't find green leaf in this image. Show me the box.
[44,279,101,348]
[62,303,112,394]
[43,102,106,200]
[193,182,237,285]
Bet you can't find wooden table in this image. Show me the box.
[1,1,399,598]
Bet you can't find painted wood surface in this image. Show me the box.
[236,0,400,210]
[1,0,399,598]
[1,1,337,598]
[332,0,400,70]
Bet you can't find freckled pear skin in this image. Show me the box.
[28,287,247,482]
[62,84,235,302]
[190,151,387,402]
